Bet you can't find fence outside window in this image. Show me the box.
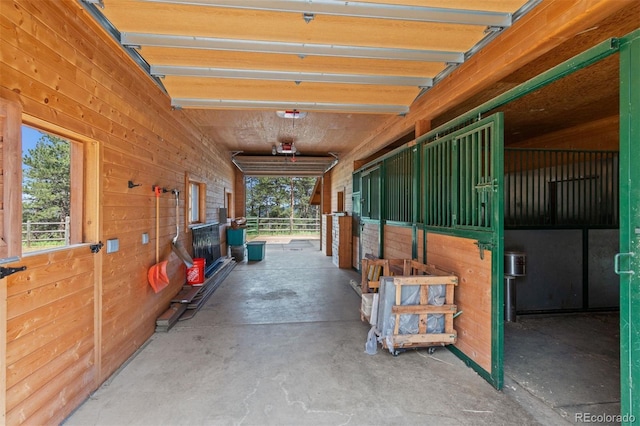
[245,217,320,235]
[22,216,71,248]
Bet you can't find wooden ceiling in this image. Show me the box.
[80,0,628,175]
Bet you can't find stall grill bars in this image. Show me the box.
[504,148,619,228]
[423,117,497,232]
[384,148,414,223]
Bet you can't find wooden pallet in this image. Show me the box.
[360,256,404,294]
[375,260,458,354]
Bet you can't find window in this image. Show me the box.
[21,125,83,253]
[225,189,233,221]
[1,102,97,259]
[186,174,206,226]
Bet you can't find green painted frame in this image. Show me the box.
[412,34,622,391]
[421,114,505,389]
[618,28,640,424]
[352,29,640,402]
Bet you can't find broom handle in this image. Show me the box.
[155,187,160,263]
[175,190,180,242]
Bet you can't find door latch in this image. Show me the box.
[0,265,27,279]
[474,241,493,260]
[614,252,635,275]
[90,241,104,253]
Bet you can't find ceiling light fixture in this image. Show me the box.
[303,13,315,23]
[276,110,307,119]
[274,142,297,155]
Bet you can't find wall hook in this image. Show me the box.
[152,185,169,193]
[128,180,142,188]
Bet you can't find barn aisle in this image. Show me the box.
[64,239,547,425]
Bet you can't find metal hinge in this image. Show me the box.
[0,265,27,279]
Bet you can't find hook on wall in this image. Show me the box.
[128,180,142,188]
[152,185,169,193]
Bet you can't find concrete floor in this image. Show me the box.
[504,313,620,425]
[64,238,589,426]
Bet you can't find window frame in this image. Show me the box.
[185,172,206,228]
[1,98,22,260]
[19,118,90,255]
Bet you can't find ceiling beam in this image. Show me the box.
[172,98,409,114]
[121,33,465,63]
[350,0,633,161]
[151,65,433,87]
[140,0,512,27]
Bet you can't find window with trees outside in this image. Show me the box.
[186,174,206,226]
[22,125,82,253]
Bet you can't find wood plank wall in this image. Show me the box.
[233,167,245,220]
[426,233,492,373]
[322,171,332,214]
[352,235,359,269]
[6,247,96,425]
[1,1,235,423]
[360,223,379,259]
[382,225,412,260]
[416,229,425,264]
[355,225,423,269]
[332,162,352,213]
[509,116,619,151]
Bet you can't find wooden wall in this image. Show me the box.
[233,167,245,218]
[509,116,619,151]
[355,224,422,268]
[352,235,359,269]
[426,233,493,373]
[331,160,353,214]
[382,225,412,260]
[360,223,379,259]
[6,247,96,425]
[416,228,425,264]
[322,171,332,215]
[1,1,235,423]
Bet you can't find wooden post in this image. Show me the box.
[26,221,31,247]
[289,177,294,234]
[64,216,70,245]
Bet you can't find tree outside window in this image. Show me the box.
[22,126,72,251]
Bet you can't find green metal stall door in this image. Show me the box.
[618,29,640,424]
[422,113,505,389]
